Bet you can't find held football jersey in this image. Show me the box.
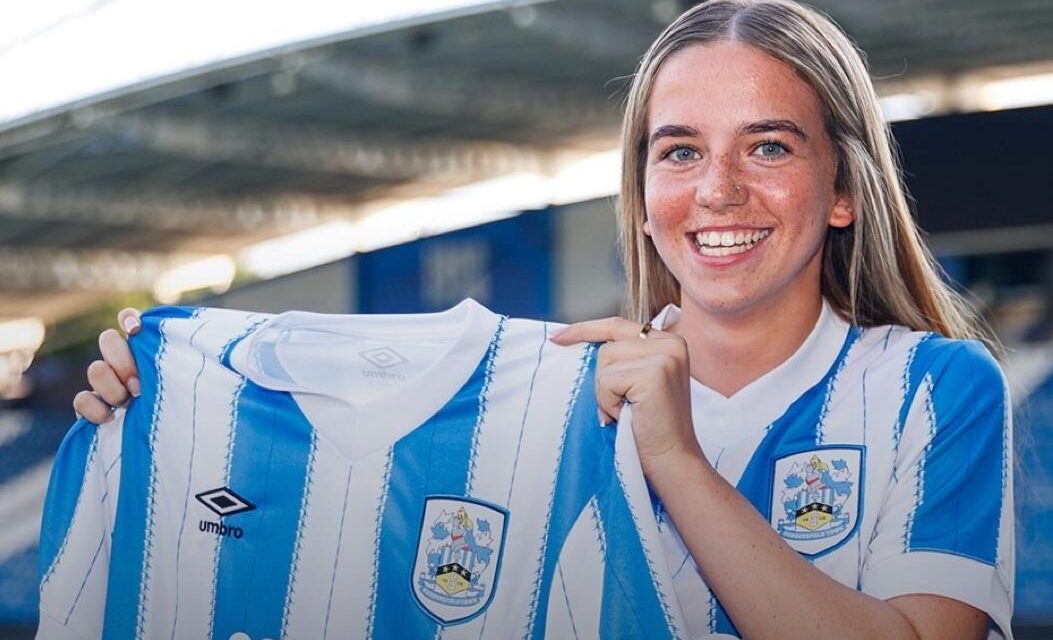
[38,300,686,640]
[647,301,1014,640]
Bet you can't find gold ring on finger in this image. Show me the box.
[638,321,654,339]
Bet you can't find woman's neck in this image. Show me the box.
[671,293,823,398]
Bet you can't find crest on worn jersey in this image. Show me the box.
[412,495,509,624]
[770,447,863,557]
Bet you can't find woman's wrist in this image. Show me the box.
[642,441,713,498]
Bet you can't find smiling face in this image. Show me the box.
[643,40,853,321]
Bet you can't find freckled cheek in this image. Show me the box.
[752,176,828,240]
[644,172,695,230]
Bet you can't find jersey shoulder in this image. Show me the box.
[848,323,1004,393]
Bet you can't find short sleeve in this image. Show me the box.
[37,413,124,639]
[861,340,1013,639]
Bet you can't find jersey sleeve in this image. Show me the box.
[861,339,1013,639]
[37,412,124,640]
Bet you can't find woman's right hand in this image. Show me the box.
[72,308,143,424]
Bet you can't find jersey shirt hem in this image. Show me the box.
[862,550,1013,640]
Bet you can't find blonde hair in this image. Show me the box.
[620,0,997,350]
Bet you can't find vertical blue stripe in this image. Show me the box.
[736,328,859,523]
[708,327,860,636]
[595,461,677,640]
[211,386,314,640]
[712,601,739,637]
[102,306,193,639]
[369,342,495,638]
[907,341,1006,565]
[39,420,97,582]
[526,346,610,640]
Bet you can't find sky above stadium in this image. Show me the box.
[0,0,535,127]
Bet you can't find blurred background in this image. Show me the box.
[1,0,1051,637]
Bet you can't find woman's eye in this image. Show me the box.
[665,146,699,163]
[754,141,789,159]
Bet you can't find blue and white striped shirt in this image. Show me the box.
[650,301,1014,640]
[38,300,685,640]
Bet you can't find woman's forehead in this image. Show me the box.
[647,41,826,133]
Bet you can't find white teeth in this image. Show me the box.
[694,228,771,256]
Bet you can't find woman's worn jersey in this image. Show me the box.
[38,300,686,640]
[649,301,1014,640]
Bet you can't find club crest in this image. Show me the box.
[411,495,508,624]
[770,447,863,557]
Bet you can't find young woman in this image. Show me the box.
[75,1,1013,638]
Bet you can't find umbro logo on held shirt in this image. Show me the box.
[195,486,255,517]
[358,346,408,369]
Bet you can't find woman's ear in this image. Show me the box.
[828,195,853,228]
[643,219,652,236]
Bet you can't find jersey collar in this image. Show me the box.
[226,298,502,461]
[650,299,852,447]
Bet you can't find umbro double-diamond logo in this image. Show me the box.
[195,486,255,517]
[196,486,255,540]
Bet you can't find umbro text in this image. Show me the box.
[362,369,406,381]
[199,519,244,539]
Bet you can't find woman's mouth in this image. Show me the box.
[692,228,772,257]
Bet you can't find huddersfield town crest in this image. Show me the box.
[411,495,508,624]
[770,447,863,557]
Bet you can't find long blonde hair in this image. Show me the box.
[620,0,997,350]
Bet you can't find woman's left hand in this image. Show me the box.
[550,317,705,478]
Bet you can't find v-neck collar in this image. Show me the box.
[226,298,502,461]
[651,299,851,447]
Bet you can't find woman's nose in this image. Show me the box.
[693,154,748,212]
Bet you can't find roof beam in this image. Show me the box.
[0,182,323,234]
[0,247,202,291]
[300,58,616,126]
[97,113,545,180]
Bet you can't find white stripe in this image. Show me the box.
[996,380,1015,604]
[864,373,935,576]
[443,322,584,640]
[280,436,355,638]
[327,447,393,637]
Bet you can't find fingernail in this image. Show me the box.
[549,328,565,342]
[123,316,140,334]
[128,376,141,397]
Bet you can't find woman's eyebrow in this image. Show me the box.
[740,119,809,141]
[648,124,700,149]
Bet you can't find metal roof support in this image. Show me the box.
[0,183,322,234]
[300,58,615,126]
[99,113,545,180]
[0,247,199,291]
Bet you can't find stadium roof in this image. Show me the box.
[2,0,1053,324]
